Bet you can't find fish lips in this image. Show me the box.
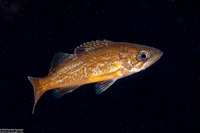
[147,51,163,68]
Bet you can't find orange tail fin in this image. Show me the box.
[28,76,45,114]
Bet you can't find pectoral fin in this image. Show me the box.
[95,79,117,94]
[52,85,80,98]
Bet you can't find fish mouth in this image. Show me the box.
[146,51,163,67]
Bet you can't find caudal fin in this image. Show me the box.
[28,76,45,114]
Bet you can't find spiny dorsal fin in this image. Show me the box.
[74,40,112,54]
[52,85,80,98]
[95,79,117,94]
[49,52,72,73]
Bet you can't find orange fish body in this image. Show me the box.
[28,40,163,114]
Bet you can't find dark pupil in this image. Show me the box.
[140,54,146,58]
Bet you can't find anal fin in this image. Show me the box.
[95,79,117,94]
[52,85,80,98]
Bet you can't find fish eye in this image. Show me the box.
[138,51,149,62]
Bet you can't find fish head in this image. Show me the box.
[130,44,163,72]
[120,44,163,75]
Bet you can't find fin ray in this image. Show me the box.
[49,52,72,73]
[28,76,45,114]
[52,85,80,98]
[95,79,117,94]
[74,40,112,54]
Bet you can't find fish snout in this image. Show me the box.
[148,50,163,67]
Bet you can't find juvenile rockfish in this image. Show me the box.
[28,40,163,113]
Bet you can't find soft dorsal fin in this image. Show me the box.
[74,40,112,54]
[49,52,72,73]
[52,85,80,98]
[95,79,117,94]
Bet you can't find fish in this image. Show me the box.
[28,40,163,114]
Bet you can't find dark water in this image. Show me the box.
[0,0,199,133]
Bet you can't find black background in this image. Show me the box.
[0,0,199,133]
